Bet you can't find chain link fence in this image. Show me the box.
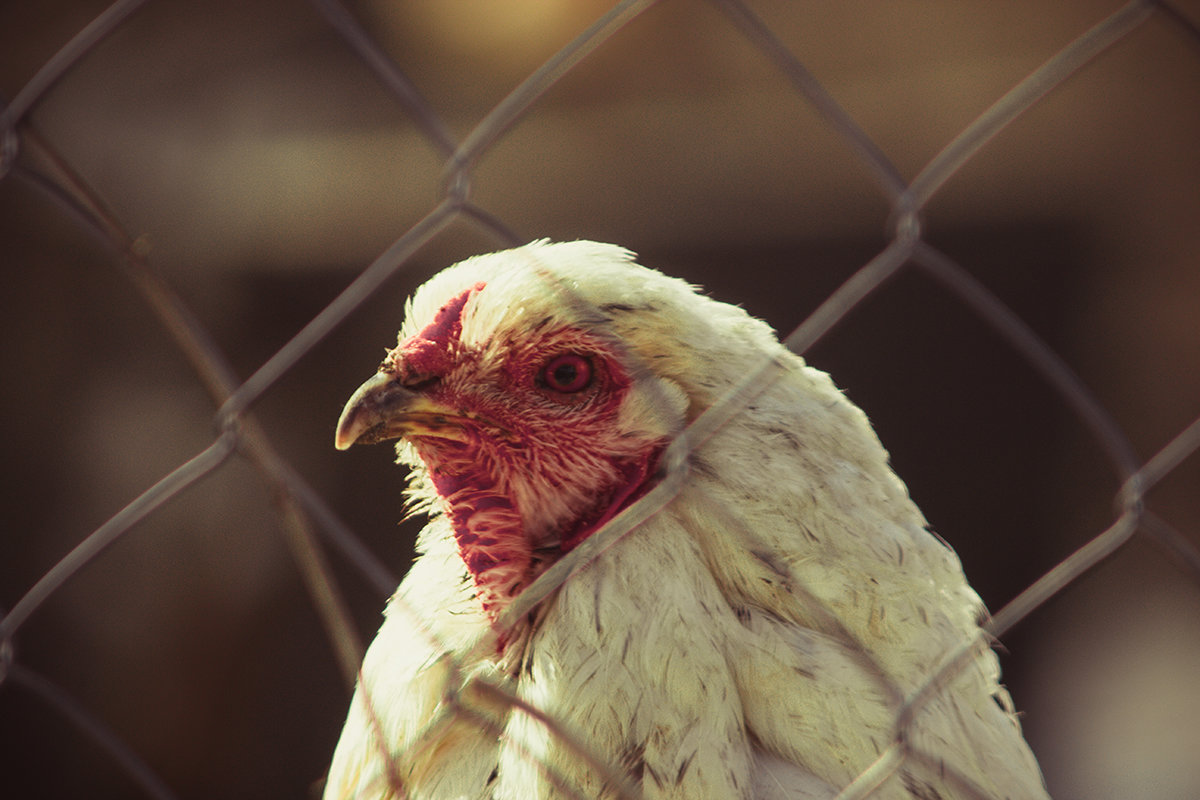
[3,1,1199,798]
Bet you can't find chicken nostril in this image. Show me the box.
[401,372,441,391]
[377,353,441,391]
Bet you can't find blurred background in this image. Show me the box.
[2,1,1199,798]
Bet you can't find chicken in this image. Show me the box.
[325,240,1051,800]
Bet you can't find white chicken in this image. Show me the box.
[325,240,1050,800]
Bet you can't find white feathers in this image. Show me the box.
[325,240,1051,800]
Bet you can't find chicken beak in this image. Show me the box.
[335,371,464,450]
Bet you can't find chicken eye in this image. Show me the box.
[541,354,593,393]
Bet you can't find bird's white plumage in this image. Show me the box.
[325,240,1050,799]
